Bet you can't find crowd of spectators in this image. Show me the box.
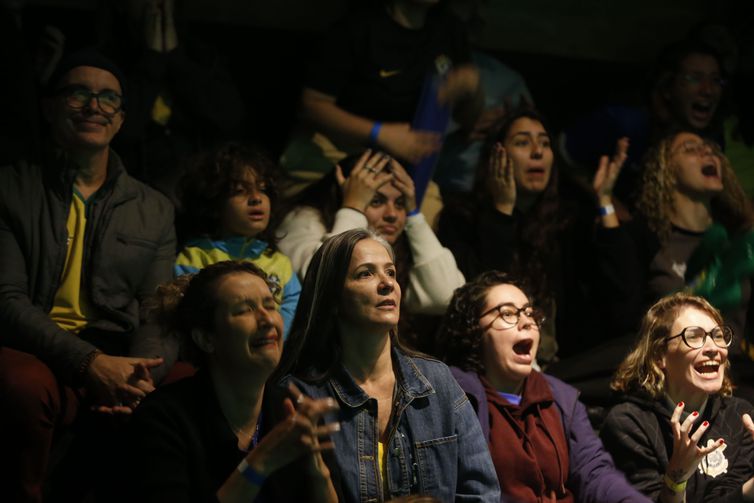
[2,0,754,502]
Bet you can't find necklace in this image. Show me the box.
[229,412,262,451]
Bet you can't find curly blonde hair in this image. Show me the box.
[611,292,733,398]
[637,131,754,240]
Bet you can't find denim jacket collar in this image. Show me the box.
[329,346,435,408]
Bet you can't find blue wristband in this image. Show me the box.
[407,208,421,217]
[368,121,382,146]
[598,204,615,216]
[237,459,266,487]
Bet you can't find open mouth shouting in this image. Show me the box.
[691,101,715,124]
[512,338,535,364]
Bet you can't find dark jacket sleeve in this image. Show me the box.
[558,389,652,503]
[600,404,666,502]
[702,399,754,503]
[129,197,177,383]
[0,167,97,384]
[593,219,656,337]
[438,204,516,281]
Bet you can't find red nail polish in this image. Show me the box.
[719,439,725,444]
[692,411,698,416]
[702,421,709,426]
[677,402,684,407]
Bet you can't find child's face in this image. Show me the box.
[220,168,271,238]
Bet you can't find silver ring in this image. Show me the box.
[365,165,377,173]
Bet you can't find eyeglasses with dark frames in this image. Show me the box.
[57,85,123,116]
[665,326,733,349]
[481,303,546,328]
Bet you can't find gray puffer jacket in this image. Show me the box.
[0,148,176,384]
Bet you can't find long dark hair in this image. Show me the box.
[454,107,566,306]
[272,229,416,384]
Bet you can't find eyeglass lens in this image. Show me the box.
[682,326,732,348]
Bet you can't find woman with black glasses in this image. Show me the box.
[437,270,649,503]
[602,292,754,503]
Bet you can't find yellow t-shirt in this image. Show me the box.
[48,190,94,333]
[378,441,388,495]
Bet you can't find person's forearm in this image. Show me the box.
[598,195,620,229]
[216,470,261,503]
[300,88,374,147]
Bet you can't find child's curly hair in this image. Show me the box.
[177,142,280,247]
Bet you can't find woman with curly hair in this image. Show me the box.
[437,270,649,503]
[601,293,754,503]
[437,107,601,363]
[112,261,339,502]
[594,129,754,398]
[175,142,301,338]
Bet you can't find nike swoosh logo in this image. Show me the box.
[379,69,401,78]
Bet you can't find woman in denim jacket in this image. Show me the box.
[270,228,500,502]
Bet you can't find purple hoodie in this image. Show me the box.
[450,367,652,503]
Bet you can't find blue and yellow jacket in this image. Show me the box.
[175,236,300,339]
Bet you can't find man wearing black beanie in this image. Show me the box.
[0,48,176,502]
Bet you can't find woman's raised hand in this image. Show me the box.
[388,158,417,215]
[665,402,724,485]
[489,142,516,216]
[337,150,393,213]
[592,137,629,203]
[245,383,340,478]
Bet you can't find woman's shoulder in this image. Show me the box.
[603,394,660,430]
[717,394,754,418]
[130,373,207,427]
[400,352,467,401]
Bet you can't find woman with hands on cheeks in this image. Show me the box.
[113,261,339,503]
[438,108,603,363]
[278,149,464,317]
[601,293,754,503]
[270,229,500,502]
[437,271,650,503]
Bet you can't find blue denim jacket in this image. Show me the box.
[286,347,500,503]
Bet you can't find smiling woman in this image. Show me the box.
[111,261,339,503]
[437,270,649,503]
[593,129,754,401]
[601,293,754,503]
